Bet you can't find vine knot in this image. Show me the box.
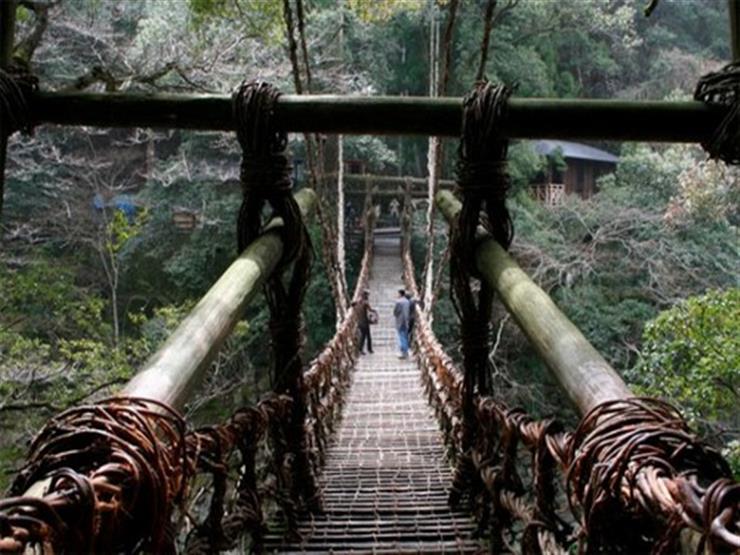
[694,61,740,164]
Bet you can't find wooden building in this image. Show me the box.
[532,140,619,205]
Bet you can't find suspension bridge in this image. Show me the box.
[0,28,738,554]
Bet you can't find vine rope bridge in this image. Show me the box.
[0,21,739,555]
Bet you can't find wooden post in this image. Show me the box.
[436,190,632,415]
[29,92,726,142]
[123,188,317,411]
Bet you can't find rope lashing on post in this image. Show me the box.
[0,398,188,553]
[0,68,36,218]
[567,398,740,554]
[233,80,319,521]
[448,81,513,508]
[694,62,740,164]
[0,384,309,554]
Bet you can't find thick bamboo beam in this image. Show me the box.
[436,190,632,415]
[342,174,456,188]
[30,91,725,142]
[122,188,317,411]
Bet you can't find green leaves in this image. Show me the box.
[628,288,740,477]
[630,289,740,422]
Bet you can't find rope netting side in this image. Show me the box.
[400,79,740,553]
[405,244,740,553]
[303,209,374,473]
[0,395,296,553]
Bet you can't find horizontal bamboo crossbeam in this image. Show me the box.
[436,190,632,415]
[30,91,724,142]
[340,173,456,188]
[122,188,317,411]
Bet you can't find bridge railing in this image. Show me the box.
[0,193,377,553]
[303,210,374,472]
[401,196,739,553]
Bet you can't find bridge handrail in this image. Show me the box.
[403,210,739,552]
[122,188,318,410]
[0,190,336,553]
[303,212,375,472]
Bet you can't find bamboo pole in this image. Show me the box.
[436,190,631,415]
[20,189,317,504]
[30,92,725,142]
[123,188,317,411]
[326,172,455,188]
[344,188,434,197]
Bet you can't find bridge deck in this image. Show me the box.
[264,233,483,554]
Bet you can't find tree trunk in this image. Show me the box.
[282,0,348,321]
[422,0,458,315]
[337,134,346,299]
[476,0,497,81]
[422,4,439,316]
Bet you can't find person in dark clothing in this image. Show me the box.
[405,292,417,339]
[355,290,374,354]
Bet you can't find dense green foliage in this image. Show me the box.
[629,288,740,476]
[1,0,737,490]
[629,289,739,424]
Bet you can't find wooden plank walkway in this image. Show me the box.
[264,232,484,554]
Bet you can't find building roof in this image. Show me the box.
[533,140,619,164]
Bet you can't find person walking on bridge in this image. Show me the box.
[354,290,375,355]
[394,289,411,359]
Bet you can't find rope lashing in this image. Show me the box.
[567,398,739,554]
[234,80,302,259]
[185,395,292,554]
[448,81,513,506]
[0,68,36,218]
[695,62,740,164]
[0,396,301,554]
[233,80,319,518]
[0,398,188,554]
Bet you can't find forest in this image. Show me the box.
[0,0,738,498]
